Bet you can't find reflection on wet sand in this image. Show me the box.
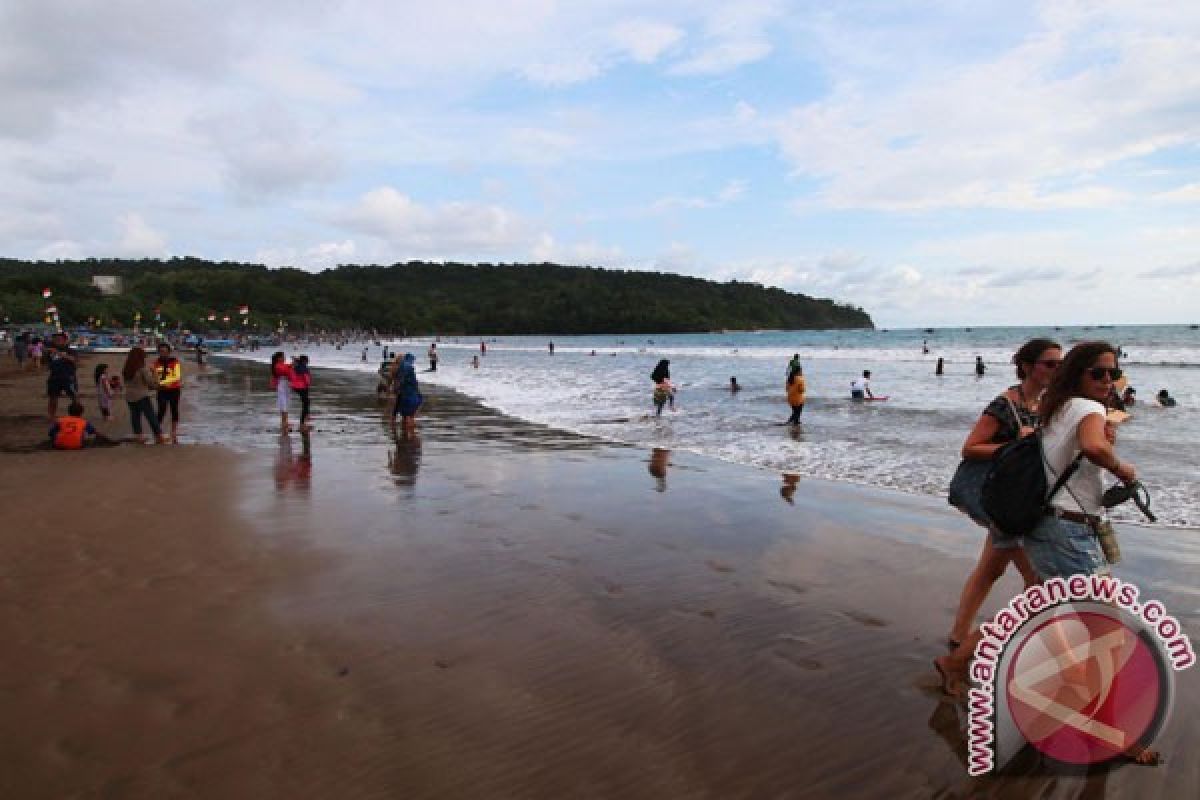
[648,447,670,492]
[780,473,799,504]
[389,431,422,488]
[273,431,312,493]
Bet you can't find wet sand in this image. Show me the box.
[1,357,1198,798]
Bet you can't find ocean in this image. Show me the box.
[225,325,1200,529]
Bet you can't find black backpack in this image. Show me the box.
[982,432,1083,538]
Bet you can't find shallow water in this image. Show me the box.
[221,325,1200,528]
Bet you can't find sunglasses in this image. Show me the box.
[1087,367,1123,381]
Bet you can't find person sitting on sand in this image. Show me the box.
[786,367,806,424]
[49,401,98,450]
[1157,388,1177,407]
[850,370,873,400]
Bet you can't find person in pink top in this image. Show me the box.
[269,351,294,434]
[290,355,312,432]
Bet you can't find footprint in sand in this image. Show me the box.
[599,579,623,596]
[519,503,542,512]
[766,579,808,595]
[841,610,888,628]
[564,513,584,522]
[699,609,717,619]
[706,560,736,574]
[771,635,823,671]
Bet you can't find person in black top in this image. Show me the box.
[974,356,986,377]
[44,332,77,419]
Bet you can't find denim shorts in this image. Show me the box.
[988,525,1022,551]
[1022,515,1109,579]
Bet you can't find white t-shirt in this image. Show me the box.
[851,377,869,393]
[1041,396,1108,515]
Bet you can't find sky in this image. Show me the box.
[2,0,1199,328]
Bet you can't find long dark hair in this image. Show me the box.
[651,359,670,383]
[1013,337,1060,380]
[1039,341,1117,425]
[122,347,146,381]
[94,363,109,384]
[270,351,285,379]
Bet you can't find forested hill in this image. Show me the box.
[0,258,873,333]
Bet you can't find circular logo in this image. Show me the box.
[1005,608,1169,765]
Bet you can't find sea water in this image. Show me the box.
[231,325,1200,528]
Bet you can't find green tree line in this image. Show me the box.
[0,257,873,333]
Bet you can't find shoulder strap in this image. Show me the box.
[1041,433,1085,503]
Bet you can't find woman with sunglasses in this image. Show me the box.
[1023,342,1135,579]
[946,338,1062,649]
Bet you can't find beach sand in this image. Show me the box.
[1,356,1197,798]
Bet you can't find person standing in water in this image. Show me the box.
[651,359,675,416]
[154,342,183,443]
[290,355,312,432]
[975,356,986,377]
[730,376,741,393]
[391,353,423,434]
[935,357,944,376]
[270,351,294,434]
[786,367,806,424]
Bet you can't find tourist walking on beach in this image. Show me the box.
[1023,342,1136,581]
[786,367,806,424]
[945,338,1061,650]
[427,343,438,372]
[44,332,78,420]
[291,355,312,432]
[121,346,166,444]
[154,342,183,443]
[391,353,422,434]
[270,351,294,434]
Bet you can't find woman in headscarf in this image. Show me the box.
[390,353,423,434]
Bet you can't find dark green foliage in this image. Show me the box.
[0,257,873,333]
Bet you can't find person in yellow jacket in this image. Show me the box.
[786,366,806,425]
[154,342,184,443]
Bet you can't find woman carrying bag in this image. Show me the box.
[946,338,1062,648]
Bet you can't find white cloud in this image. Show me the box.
[668,1,781,76]
[337,187,530,256]
[531,233,624,265]
[776,4,1200,210]
[610,19,684,64]
[116,213,168,257]
[652,179,747,212]
[254,240,358,269]
[36,240,84,261]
